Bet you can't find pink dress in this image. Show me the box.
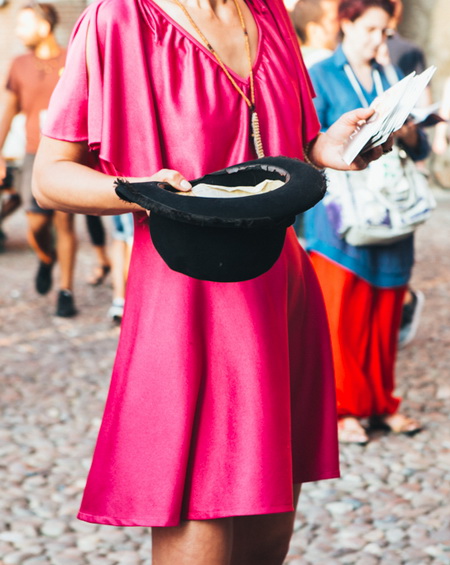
[44,0,339,527]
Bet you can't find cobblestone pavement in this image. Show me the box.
[1,190,449,565]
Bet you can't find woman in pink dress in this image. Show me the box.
[33,0,391,562]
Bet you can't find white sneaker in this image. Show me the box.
[108,298,125,323]
[398,290,425,348]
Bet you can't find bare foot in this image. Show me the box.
[338,417,369,445]
[87,264,111,286]
[378,413,422,436]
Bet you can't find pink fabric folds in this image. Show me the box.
[77,225,339,527]
[43,0,339,527]
[44,0,320,178]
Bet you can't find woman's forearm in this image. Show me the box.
[33,158,142,215]
[32,137,142,215]
[32,136,192,215]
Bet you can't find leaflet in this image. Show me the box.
[342,65,437,165]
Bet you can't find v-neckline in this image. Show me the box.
[146,0,263,84]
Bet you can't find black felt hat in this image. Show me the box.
[115,156,326,282]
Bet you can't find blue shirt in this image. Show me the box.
[305,45,429,288]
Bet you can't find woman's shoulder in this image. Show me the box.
[85,0,133,15]
[79,0,139,30]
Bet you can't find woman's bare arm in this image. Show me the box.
[0,91,21,181]
[32,136,191,215]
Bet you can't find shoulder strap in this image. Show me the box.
[344,64,384,108]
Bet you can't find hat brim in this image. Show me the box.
[115,156,326,229]
[115,156,326,282]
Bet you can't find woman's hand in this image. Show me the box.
[128,170,192,216]
[394,120,419,149]
[308,108,394,171]
[131,169,192,192]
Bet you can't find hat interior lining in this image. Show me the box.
[191,165,290,189]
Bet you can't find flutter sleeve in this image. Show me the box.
[259,0,320,145]
[42,0,164,176]
[42,8,92,145]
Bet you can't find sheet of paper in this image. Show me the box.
[342,66,437,165]
[184,179,284,198]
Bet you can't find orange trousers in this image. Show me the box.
[310,252,406,418]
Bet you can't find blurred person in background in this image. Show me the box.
[377,0,430,347]
[107,213,134,325]
[290,0,340,239]
[291,0,339,68]
[385,0,431,98]
[0,164,22,250]
[0,115,25,246]
[433,77,450,156]
[283,0,298,14]
[305,0,427,444]
[85,215,111,287]
[0,2,77,317]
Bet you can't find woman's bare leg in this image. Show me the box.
[152,485,301,565]
[26,211,54,264]
[53,210,77,291]
[152,517,233,565]
[230,484,302,565]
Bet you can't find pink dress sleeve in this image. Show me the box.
[43,1,134,154]
[42,9,91,145]
[43,0,320,175]
[257,0,320,144]
[43,0,164,176]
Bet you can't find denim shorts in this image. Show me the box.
[21,153,53,215]
[112,213,134,245]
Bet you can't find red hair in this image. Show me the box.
[338,0,395,21]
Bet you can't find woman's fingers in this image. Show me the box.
[344,107,377,126]
[349,131,395,170]
[334,108,377,136]
[381,134,394,153]
[325,107,378,151]
[151,169,192,192]
[350,145,383,170]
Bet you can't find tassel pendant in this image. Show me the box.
[251,110,265,158]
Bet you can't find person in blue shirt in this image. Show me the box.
[305,0,428,444]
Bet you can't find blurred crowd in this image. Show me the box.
[0,2,131,323]
[0,0,448,445]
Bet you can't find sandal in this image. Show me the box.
[88,264,111,286]
[370,413,422,436]
[338,417,369,445]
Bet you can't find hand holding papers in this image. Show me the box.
[343,66,437,165]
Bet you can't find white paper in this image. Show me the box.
[185,179,284,198]
[342,66,437,165]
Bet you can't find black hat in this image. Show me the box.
[115,156,326,282]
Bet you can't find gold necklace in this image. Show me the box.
[172,0,265,158]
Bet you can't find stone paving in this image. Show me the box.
[1,189,449,565]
